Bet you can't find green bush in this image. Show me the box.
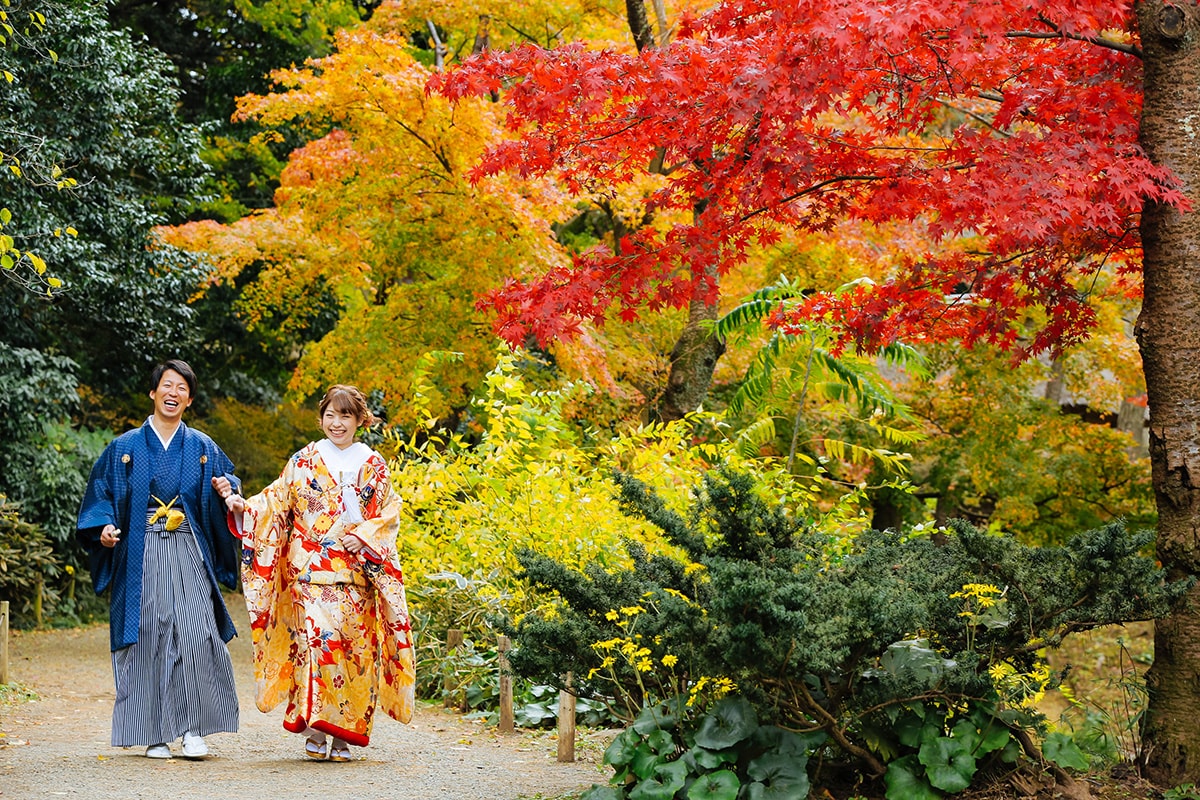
[0,496,62,627]
[506,467,1185,797]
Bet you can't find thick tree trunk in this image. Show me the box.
[625,0,655,52]
[653,293,725,422]
[1136,0,1200,785]
[620,1,723,421]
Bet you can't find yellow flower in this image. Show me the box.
[605,610,619,622]
[662,654,678,668]
[636,658,653,672]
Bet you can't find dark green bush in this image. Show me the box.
[506,467,1185,798]
[0,495,62,627]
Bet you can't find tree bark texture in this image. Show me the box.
[653,292,725,423]
[1136,0,1200,784]
[625,0,655,53]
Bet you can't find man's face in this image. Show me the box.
[150,369,193,423]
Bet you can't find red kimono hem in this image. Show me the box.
[285,716,370,747]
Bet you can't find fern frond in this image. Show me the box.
[735,417,778,459]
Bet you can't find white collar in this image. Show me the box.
[146,417,179,450]
[315,439,372,481]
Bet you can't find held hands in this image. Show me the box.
[211,476,245,514]
[341,530,367,554]
[100,524,121,548]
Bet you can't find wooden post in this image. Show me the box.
[1,601,9,685]
[557,671,576,762]
[444,628,464,709]
[497,635,514,733]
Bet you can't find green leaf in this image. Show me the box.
[752,725,825,756]
[951,716,1010,756]
[686,746,735,770]
[580,785,625,800]
[694,697,758,750]
[629,761,688,800]
[1043,732,1089,771]
[884,755,942,800]
[746,751,811,798]
[743,780,810,800]
[645,729,676,755]
[631,745,665,779]
[604,729,642,767]
[633,700,681,734]
[686,769,740,800]
[894,711,929,749]
[918,736,976,793]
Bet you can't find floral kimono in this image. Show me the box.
[239,441,415,746]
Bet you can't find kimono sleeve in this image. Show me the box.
[207,446,243,588]
[75,444,123,593]
[347,456,401,563]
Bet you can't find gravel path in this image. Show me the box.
[0,595,610,800]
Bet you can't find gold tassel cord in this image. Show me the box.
[150,495,186,531]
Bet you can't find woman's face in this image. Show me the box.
[321,407,361,449]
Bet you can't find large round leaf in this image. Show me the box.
[694,697,758,750]
[951,717,1011,757]
[743,780,810,800]
[883,755,942,800]
[605,729,642,767]
[646,729,677,756]
[918,736,976,793]
[633,700,682,734]
[580,785,624,800]
[685,769,740,800]
[1043,732,1089,771]
[687,746,737,771]
[748,752,809,785]
[629,761,689,800]
[744,752,810,800]
[753,725,826,756]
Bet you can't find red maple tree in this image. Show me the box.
[432,1,1179,356]
[433,0,1200,785]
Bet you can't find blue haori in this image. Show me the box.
[110,510,238,747]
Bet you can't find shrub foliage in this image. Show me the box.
[507,468,1185,797]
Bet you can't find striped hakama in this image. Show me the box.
[110,511,239,747]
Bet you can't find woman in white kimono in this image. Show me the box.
[218,385,414,762]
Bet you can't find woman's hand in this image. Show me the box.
[100,524,121,548]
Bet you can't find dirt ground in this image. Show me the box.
[0,593,610,800]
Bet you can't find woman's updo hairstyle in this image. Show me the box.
[318,384,376,427]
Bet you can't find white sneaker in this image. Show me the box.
[181,732,208,759]
[146,743,172,759]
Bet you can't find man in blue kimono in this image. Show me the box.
[77,359,243,760]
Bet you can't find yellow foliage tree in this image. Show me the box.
[159,5,576,421]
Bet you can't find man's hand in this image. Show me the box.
[342,531,366,554]
[211,476,244,513]
[100,524,121,548]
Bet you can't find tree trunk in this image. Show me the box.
[1136,0,1200,785]
[620,0,723,422]
[625,0,655,53]
[653,290,725,423]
